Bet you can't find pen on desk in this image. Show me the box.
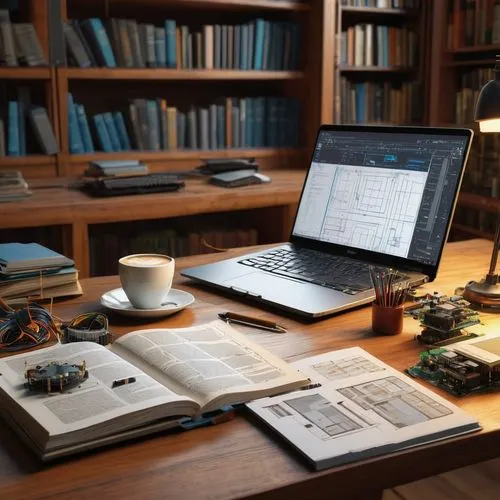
[218,312,287,334]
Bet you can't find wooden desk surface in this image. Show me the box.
[1,239,499,500]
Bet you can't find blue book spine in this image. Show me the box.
[113,112,132,150]
[7,101,20,156]
[266,97,279,147]
[246,98,254,148]
[216,104,225,150]
[88,18,116,68]
[68,94,85,154]
[290,22,300,70]
[76,104,95,153]
[355,83,365,123]
[102,112,122,151]
[93,114,113,152]
[164,20,177,68]
[155,28,167,67]
[253,19,265,70]
[240,24,249,70]
[146,100,160,151]
[177,112,186,149]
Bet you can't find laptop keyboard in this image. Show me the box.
[238,247,408,295]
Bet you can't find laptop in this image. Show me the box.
[182,125,473,317]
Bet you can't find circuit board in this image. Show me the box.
[407,348,500,396]
[405,293,481,346]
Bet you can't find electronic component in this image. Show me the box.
[405,292,481,346]
[25,361,88,393]
[407,348,500,396]
[65,312,111,345]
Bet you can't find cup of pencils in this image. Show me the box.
[369,267,410,336]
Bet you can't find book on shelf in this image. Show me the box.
[339,24,418,68]
[246,347,480,471]
[0,321,309,461]
[68,93,300,153]
[446,0,498,49]
[340,1,419,8]
[339,77,421,124]
[64,17,300,71]
[2,86,58,157]
[0,9,47,67]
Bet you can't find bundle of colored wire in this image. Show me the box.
[0,298,60,352]
[65,312,110,345]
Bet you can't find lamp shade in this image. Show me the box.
[475,79,500,132]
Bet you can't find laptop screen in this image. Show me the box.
[292,126,472,270]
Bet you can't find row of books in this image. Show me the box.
[65,18,301,71]
[0,87,58,157]
[68,95,301,154]
[338,78,422,124]
[339,24,418,68]
[340,0,420,7]
[90,227,258,277]
[0,9,47,67]
[446,0,500,49]
[454,67,492,125]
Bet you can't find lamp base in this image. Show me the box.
[463,277,500,307]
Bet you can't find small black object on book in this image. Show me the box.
[112,377,136,388]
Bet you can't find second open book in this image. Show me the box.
[0,321,309,461]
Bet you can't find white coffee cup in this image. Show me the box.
[119,254,175,309]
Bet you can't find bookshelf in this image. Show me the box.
[428,1,500,241]
[0,0,58,174]
[333,0,426,126]
[0,0,334,276]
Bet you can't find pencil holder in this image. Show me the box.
[371,302,404,336]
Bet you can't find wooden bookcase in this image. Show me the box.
[0,0,58,177]
[0,0,335,277]
[332,1,429,125]
[427,1,500,241]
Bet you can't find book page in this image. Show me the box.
[0,342,197,439]
[247,347,480,470]
[112,321,308,412]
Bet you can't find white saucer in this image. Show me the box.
[100,288,195,318]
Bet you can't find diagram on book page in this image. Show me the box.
[265,393,372,442]
[263,375,454,442]
[311,355,385,381]
[337,376,453,428]
[320,165,427,257]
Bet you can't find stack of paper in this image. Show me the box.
[0,243,82,301]
[0,171,31,202]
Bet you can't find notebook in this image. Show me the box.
[0,243,74,274]
[182,125,473,318]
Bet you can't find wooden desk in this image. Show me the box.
[0,169,304,278]
[1,239,499,500]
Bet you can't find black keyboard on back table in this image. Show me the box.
[238,247,408,295]
[86,174,185,197]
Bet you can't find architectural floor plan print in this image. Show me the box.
[321,165,427,257]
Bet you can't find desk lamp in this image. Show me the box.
[463,56,500,307]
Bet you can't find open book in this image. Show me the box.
[0,321,308,461]
[246,347,481,471]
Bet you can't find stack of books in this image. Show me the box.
[0,171,31,202]
[0,243,82,301]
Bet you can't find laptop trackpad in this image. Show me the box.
[224,271,308,297]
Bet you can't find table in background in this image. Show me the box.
[1,239,499,500]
